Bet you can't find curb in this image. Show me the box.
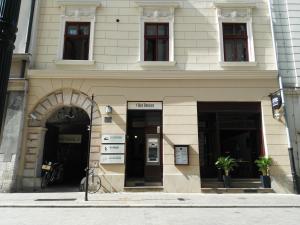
[1,204,300,208]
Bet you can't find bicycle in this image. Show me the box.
[79,168,102,194]
[41,162,64,189]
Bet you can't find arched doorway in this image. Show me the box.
[42,106,90,189]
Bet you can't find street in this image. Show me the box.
[0,207,299,225]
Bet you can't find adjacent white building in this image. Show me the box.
[270,0,300,193]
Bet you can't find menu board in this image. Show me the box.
[174,145,189,165]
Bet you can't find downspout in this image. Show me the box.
[268,0,300,194]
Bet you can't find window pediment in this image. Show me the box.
[56,0,101,7]
[134,0,182,8]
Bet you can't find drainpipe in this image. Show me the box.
[268,0,300,194]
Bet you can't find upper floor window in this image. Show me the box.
[56,0,101,64]
[144,23,169,61]
[214,1,257,66]
[63,22,90,60]
[223,23,248,62]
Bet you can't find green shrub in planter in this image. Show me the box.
[215,156,238,188]
[255,156,272,188]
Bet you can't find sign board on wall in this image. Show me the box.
[101,134,125,144]
[174,145,189,165]
[101,144,125,154]
[59,134,82,144]
[101,154,125,164]
[128,102,162,110]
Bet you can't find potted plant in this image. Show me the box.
[255,156,272,188]
[215,156,238,188]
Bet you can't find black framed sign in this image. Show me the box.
[174,145,189,165]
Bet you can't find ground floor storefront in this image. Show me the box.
[15,71,294,193]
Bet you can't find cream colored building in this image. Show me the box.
[16,0,294,193]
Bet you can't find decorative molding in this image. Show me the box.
[219,62,257,67]
[218,8,252,21]
[139,61,177,67]
[55,60,95,66]
[28,69,278,80]
[134,0,182,8]
[56,0,101,7]
[213,0,257,8]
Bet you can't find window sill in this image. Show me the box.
[219,62,257,67]
[55,60,95,66]
[139,61,177,67]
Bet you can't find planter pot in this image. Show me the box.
[217,169,223,182]
[223,175,231,188]
[260,175,271,188]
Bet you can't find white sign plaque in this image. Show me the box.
[175,145,189,165]
[100,154,125,164]
[128,102,162,110]
[101,144,125,154]
[102,134,125,144]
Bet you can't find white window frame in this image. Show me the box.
[135,1,181,67]
[56,0,101,65]
[214,1,257,66]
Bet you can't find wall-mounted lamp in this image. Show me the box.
[30,112,37,120]
[105,105,112,114]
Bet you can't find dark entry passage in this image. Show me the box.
[126,110,162,187]
[198,102,263,179]
[43,107,89,187]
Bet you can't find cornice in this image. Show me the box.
[56,0,101,7]
[213,0,257,8]
[134,0,182,8]
[28,69,277,80]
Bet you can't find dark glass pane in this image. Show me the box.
[224,40,235,61]
[236,40,247,61]
[145,24,157,36]
[158,24,168,36]
[223,24,234,35]
[235,24,247,36]
[67,25,78,35]
[145,39,156,61]
[64,38,89,60]
[79,25,90,35]
[157,39,168,61]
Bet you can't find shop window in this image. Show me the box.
[63,22,90,60]
[223,23,248,62]
[144,23,169,61]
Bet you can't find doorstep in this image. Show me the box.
[124,186,164,192]
[201,188,274,194]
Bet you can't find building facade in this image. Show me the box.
[270,0,300,193]
[0,0,38,192]
[13,0,294,193]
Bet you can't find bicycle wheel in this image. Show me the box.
[87,175,101,194]
[41,172,50,189]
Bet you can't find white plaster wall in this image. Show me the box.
[33,0,276,71]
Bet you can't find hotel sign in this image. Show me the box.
[128,102,162,110]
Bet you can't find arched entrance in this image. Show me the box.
[21,89,102,191]
[43,106,90,188]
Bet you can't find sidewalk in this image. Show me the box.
[1,192,300,208]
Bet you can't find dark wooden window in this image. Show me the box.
[144,23,169,61]
[223,23,248,62]
[63,22,90,60]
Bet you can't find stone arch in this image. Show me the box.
[29,88,101,127]
[22,89,102,191]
